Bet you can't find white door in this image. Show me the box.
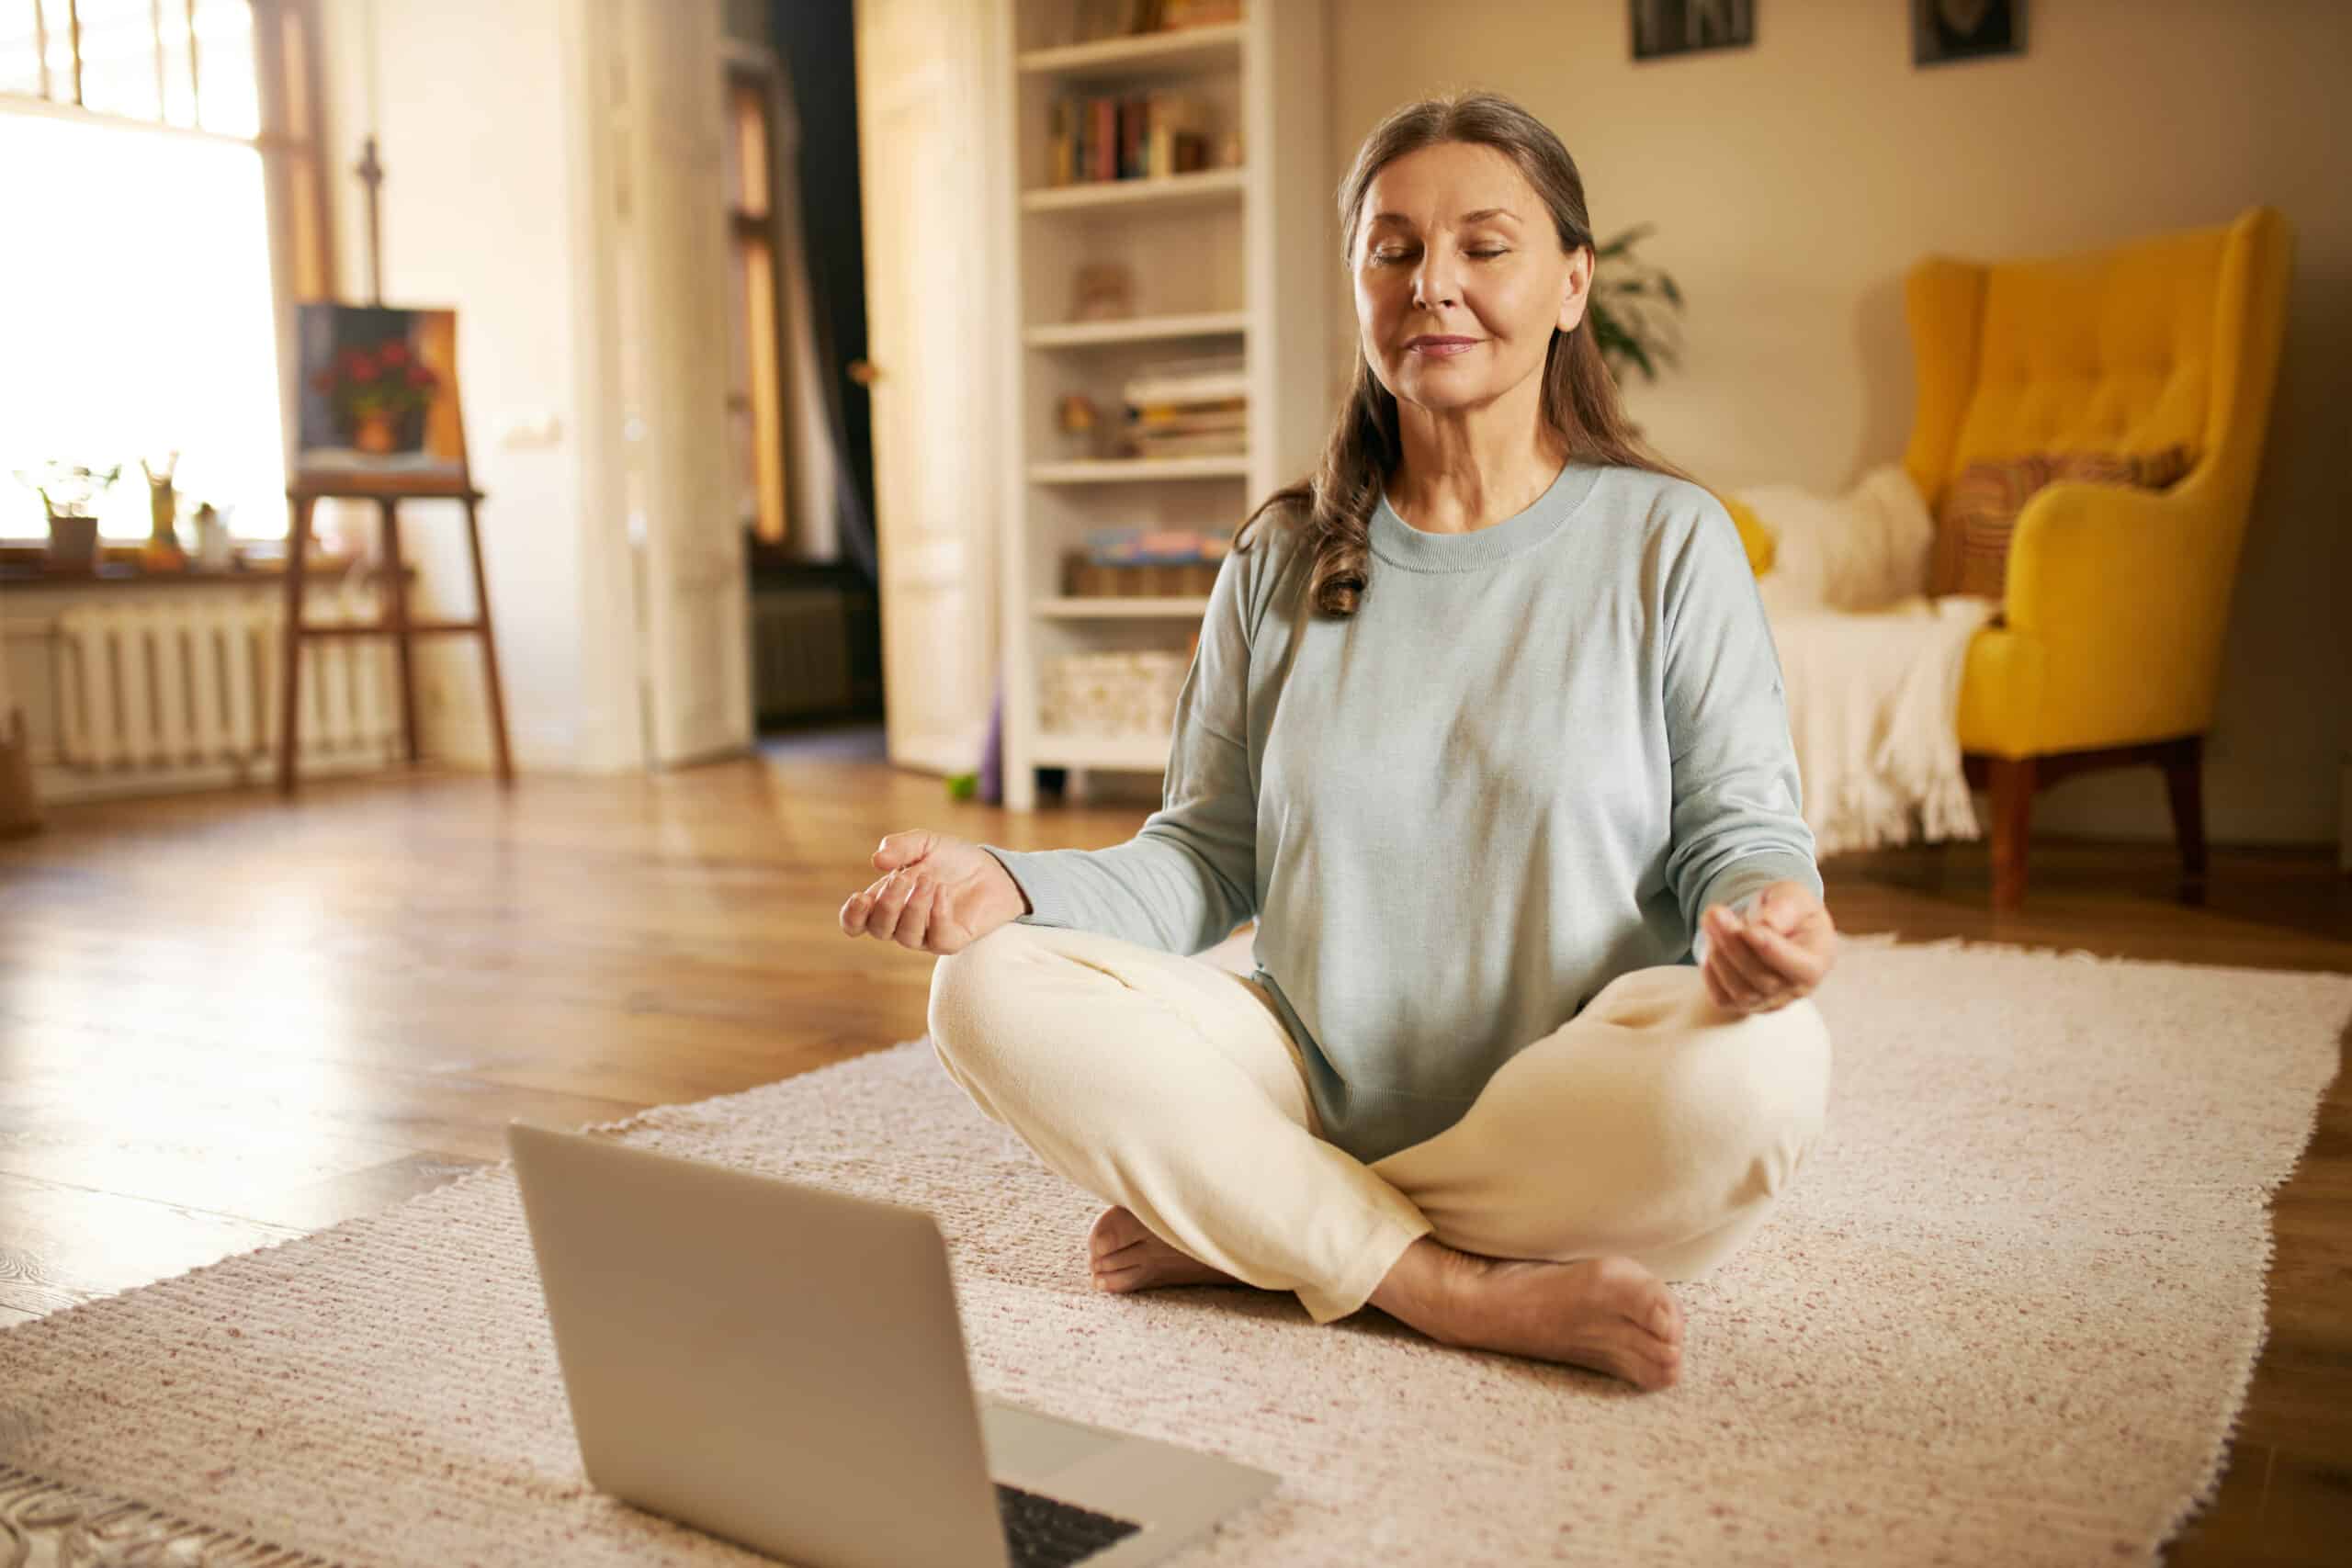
[854,0,999,774]
[607,0,752,766]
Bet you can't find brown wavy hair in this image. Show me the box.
[1235,89,1695,617]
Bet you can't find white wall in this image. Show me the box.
[1326,0,2351,846]
[316,0,641,773]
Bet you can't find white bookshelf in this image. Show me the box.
[1014,19,1244,80]
[1023,309,1248,348]
[1034,595,1214,619]
[991,0,1328,810]
[1017,165,1246,212]
[1028,455,1251,483]
[1026,733,1185,770]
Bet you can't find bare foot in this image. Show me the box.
[1369,1239,1685,1392]
[1087,1206,1248,1294]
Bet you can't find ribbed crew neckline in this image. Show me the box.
[1369,459,1602,572]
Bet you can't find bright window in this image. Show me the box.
[0,0,287,540]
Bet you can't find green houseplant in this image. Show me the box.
[1587,223,1686,386]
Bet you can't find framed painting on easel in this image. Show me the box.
[292,303,471,496]
[278,299,511,795]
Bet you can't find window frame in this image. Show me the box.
[0,0,334,549]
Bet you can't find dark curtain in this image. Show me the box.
[773,0,877,586]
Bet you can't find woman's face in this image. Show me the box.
[1351,140,1591,419]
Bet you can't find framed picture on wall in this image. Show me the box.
[1631,0,1755,62]
[292,303,471,495]
[1913,0,2024,67]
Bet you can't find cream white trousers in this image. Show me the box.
[927,923,1831,1325]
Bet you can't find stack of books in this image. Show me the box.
[1120,355,1246,460]
[1047,90,1213,186]
[1083,525,1231,565]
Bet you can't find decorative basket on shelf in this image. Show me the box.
[1061,551,1221,598]
[1038,650,1189,739]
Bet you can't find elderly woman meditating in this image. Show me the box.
[839,89,1837,1393]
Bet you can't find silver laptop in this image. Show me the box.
[507,1122,1278,1568]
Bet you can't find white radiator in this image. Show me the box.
[39,586,400,797]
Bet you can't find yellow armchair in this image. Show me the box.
[1900,206,2294,908]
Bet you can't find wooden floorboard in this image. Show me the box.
[0,1171,308,1319]
[0,734,2345,1563]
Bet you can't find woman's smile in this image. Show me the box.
[1406,334,1482,357]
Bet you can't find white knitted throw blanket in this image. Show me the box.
[1742,466,1999,856]
[1769,594,1998,854]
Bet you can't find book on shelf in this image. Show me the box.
[1123,429,1247,460]
[1047,90,1213,187]
[1118,354,1247,457]
[1121,354,1246,407]
[1083,525,1231,565]
[1130,398,1245,432]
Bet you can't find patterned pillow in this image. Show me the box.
[1933,446,2193,602]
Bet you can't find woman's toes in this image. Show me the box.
[1605,1326,1679,1389]
[1080,1207,1250,1294]
[1088,1206,1143,1261]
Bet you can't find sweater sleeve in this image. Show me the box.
[1659,498,1824,968]
[978,547,1259,955]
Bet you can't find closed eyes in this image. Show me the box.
[1371,247,1510,264]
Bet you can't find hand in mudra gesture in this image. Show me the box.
[838,829,1028,954]
[1699,879,1838,1014]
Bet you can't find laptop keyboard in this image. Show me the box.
[994,1483,1143,1567]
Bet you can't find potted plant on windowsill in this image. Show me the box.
[13,460,121,575]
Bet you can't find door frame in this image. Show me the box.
[571,0,755,771]
[853,0,1010,777]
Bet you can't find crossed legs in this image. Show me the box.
[927,923,1830,1389]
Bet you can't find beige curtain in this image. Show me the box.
[767,62,842,563]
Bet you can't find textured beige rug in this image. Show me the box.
[1,935,2343,1566]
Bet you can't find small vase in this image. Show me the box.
[44,513,99,574]
[192,508,234,571]
[353,410,399,456]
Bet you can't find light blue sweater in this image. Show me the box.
[983,459,1822,1164]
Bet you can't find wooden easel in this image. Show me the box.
[278,478,513,795]
[278,136,513,795]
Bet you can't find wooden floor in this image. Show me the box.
[2,731,2346,1563]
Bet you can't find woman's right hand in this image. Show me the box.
[838,829,1029,954]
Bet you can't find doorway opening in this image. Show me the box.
[733,0,883,740]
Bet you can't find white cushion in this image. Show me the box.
[1740,465,1936,619]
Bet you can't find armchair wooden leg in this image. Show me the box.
[2161,734,2209,906]
[1987,755,2036,912]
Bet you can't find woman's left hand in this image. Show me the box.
[1700,879,1838,1014]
